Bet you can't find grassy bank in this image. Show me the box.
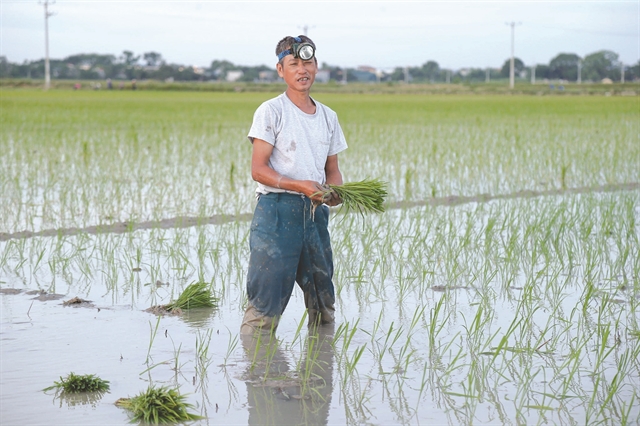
[1,77,638,95]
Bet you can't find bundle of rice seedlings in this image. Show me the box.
[43,372,110,393]
[315,178,388,216]
[115,385,203,424]
[165,281,217,312]
[147,282,218,315]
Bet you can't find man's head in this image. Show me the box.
[275,35,318,91]
[275,35,317,65]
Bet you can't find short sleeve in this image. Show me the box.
[248,103,277,145]
[328,115,348,156]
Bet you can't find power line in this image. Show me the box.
[531,24,637,38]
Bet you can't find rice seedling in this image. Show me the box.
[115,385,202,424]
[2,91,639,425]
[148,281,217,315]
[195,329,213,378]
[222,329,239,368]
[43,372,110,393]
[321,178,388,216]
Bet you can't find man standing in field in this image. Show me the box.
[240,35,348,335]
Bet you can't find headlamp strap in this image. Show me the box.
[277,49,291,61]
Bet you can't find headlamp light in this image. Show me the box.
[277,36,316,62]
[295,43,315,60]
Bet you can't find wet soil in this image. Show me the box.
[1,182,636,242]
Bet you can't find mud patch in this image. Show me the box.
[144,305,183,316]
[432,285,470,292]
[62,297,94,308]
[28,291,65,301]
[0,288,23,295]
[1,182,636,242]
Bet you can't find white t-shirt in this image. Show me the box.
[248,92,348,195]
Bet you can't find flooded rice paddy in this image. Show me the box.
[1,91,639,425]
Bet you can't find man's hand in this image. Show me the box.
[299,180,327,204]
[322,185,342,207]
[300,182,341,206]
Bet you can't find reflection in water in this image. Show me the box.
[47,390,108,408]
[241,326,334,426]
[179,307,217,328]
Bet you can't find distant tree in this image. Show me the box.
[422,61,440,81]
[534,64,550,80]
[209,59,236,80]
[64,53,116,67]
[389,67,406,82]
[500,57,524,78]
[408,66,423,81]
[319,63,350,82]
[0,56,10,78]
[582,50,620,82]
[143,52,163,67]
[120,50,140,66]
[459,68,488,82]
[627,60,640,81]
[239,64,271,82]
[548,53,581,81]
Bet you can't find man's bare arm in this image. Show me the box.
[323,154,343,206]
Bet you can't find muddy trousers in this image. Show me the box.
[240,193,336,335]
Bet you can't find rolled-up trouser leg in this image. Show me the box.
[241,193,304,335]
[297,203,336,327]
[241,193,336,334]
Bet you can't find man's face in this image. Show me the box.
[276,53,317,92]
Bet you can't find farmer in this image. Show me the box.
[240,35,348,335]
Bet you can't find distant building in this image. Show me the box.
[226,70,244,82]
[351,69,377,83]
[357,65,377,74]
[316,69,330,83]
[259,70,276,82]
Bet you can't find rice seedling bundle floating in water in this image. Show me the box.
[166,281,217,312]
[43,372,110,393]
[148,282,218,315]
[115,385,202,424]
[317,178,388,216]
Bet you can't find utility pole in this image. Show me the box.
[298,24,315,37]
[531,64,536,84]
[40,0,55,90]
[446,69,450,84]
[577,60,582,84]
[486,68,490,83]
[506,21,521,89]
[621,61,625,83]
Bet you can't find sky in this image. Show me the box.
[1,0,638,71]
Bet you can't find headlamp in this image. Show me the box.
[277,36,316,62]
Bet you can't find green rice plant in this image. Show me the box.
[145,315,162,365]
[296,333,324,400]
[115,385,202,424]
[164,282,217,313]
[315,179,388,216]
[43,372,110,393]
[222,329,238,367]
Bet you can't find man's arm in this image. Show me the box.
[251,138,326,201]
[323,154,343,207]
